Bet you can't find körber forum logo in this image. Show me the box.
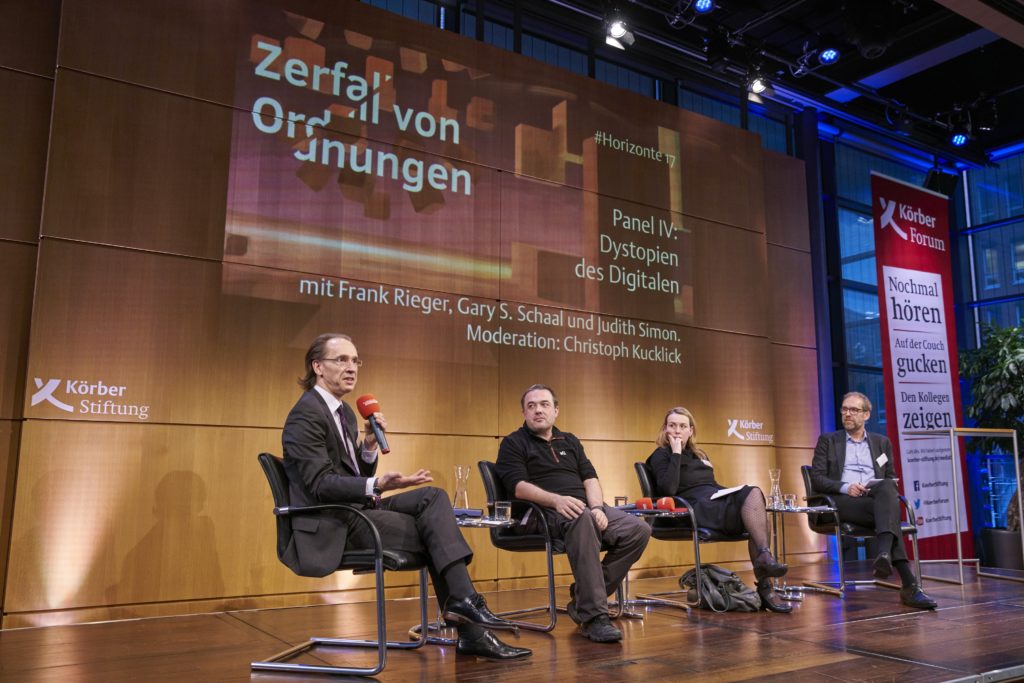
[31,378,150,420]
[878,197,946,252]
[726,418,773,443]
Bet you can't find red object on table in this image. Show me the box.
[636,497,653,510]
[656,497,676,511]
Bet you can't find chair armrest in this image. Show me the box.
[509,500,554,538]
[805,492,836,508]
[670,495,698,530]
[898,495,917,527]
[275,503,385,557]
[803,492,840,526]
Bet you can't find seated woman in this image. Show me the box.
[647,406,791,613]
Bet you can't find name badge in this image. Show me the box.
[876,453,888,467]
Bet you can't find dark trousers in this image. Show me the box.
[347,486,474,608]
[833,479,907,562]
[539,505,651,622]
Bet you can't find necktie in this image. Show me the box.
[336,405,360,474]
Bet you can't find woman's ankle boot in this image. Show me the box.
[756,578,793,613]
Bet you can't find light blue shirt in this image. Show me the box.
[839,433,873,495]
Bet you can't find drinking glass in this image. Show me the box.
[783,493,797,510]
[493,501,512,521]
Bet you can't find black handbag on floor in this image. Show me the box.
[678,564,761,612]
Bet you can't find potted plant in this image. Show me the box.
[960,325,1024,568]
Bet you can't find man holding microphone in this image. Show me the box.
[281,333,531,660]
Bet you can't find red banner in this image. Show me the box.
[872,172,970,560]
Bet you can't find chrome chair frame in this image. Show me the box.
[477,460,631,629]
[632,461,750,610]
[253,452,429,677]
[799,465,921,597]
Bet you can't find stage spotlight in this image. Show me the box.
[694,0,715,14]
[748,74,769,95]
[792,39,841,77]
[608,17,627,39]
[605,11,635,49]
[949,107,971,146]
[818,46,840,65]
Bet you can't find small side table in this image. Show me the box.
[407,516,516,645]
[623,508,696,612]
[766,504,838,600]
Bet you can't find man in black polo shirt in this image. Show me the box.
[496,384,651,642]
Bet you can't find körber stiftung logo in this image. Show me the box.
[878,197,946,252]
[31,377,150,420]
[726,418,773,443]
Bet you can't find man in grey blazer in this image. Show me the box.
[811,391,937,609]
[281,333,531,659]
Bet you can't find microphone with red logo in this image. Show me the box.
[355,394,390,454]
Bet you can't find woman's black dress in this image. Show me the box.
[646,445,758,536]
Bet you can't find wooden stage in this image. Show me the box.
[3,561,1024,682]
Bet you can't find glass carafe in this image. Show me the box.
[768,468,782,508]
[452,464,471,510]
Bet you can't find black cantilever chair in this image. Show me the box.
[632,461,750,610]
[252,453,429,677]
[800,465,921,596]
[477,460,560,631]
[477,460,630,629]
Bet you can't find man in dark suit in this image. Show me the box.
[811,391,937,609]
[281,333,531,660]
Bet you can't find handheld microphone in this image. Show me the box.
[355,394,390,454]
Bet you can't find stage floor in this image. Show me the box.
[3,561,1024,682]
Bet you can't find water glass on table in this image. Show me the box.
[492,501,512,521]
[783,493,797,510]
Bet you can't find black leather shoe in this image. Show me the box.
[565,583,582,625]
[900,583,937,610]
[756,579,793,613]
[456,629,532,660]
[872,551,893,580]
[752,550,788,580]
[580,614,622,642]
[444,594,519,632]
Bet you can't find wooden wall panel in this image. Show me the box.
[0,70,51,243]
[56,0,242,100]
[0,242,36,420]
[771,344,822,449]
[679,119,767,234]
[763,150,810,251]
[2,0,825,628]
[0,0,59,76]
[495,326,775,443]
[692,220,768,336]
[25,241,502,435]
[0,420,21,608]
[55,0,766,233]
[41,71,232,259]
[684,330,777,447]
[4,422,499,618]
[773,446,826,557]
[768,245,816,348]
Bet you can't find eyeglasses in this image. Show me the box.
[839,406,866,415]
[318,355,363,367]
